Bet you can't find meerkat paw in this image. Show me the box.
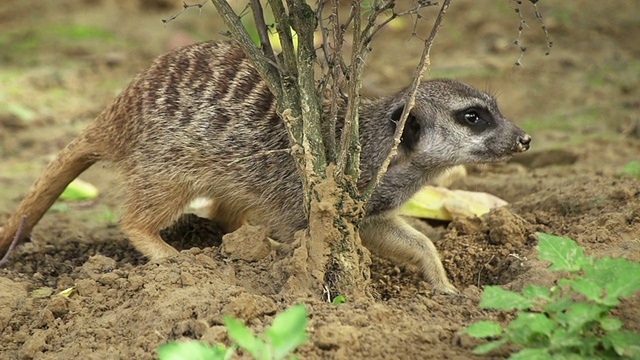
[122,227,180,261]
[360,215,461,295]
[146,244,180,261]
[428,277,460,295]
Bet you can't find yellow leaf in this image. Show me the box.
[400,186,508,220]
[58,287,76,297]
[59,178,99,201]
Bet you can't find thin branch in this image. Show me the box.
[336,0,399,182]
[316,1,330,97]
[328,0,344,163]
[288,0,328,179]
[268,0,298,80]
[335,1,364,182]
[250,0,276,62]
[512,0,527,66]
[0,216,26,267]
[531,1,552,55]
[211,0,282,98]
[365,1,439,45]
[361,0,452,200]
[162,1,208,24]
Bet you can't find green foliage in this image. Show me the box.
[461,233,640,359]
[619,160,640,179]
[158,304,308,360]
[157,342,234,360]
[332,295,346,306]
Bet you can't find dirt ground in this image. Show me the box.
[1,1,639,359]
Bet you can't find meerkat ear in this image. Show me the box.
[391,105,420,150]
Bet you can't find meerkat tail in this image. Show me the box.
[0,132,102,257]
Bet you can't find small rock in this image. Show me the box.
[47,296,70,318]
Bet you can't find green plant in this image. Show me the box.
[619,160,640,179]
[158,304,308,360]
[157,342,234,360]
[461,232,640,359]
[332,295,346,307]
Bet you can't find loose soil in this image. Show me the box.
[1,1,639,359]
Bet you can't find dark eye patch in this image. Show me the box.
[455,107,495,132]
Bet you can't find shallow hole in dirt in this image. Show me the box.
[160,213,225,251]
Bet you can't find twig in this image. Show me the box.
[334,1,364,182]
[512,0,527,67]
[512,0,552,65]
[364,1,438,46]
[361,0,452,200]
[0,216,26,267]
[289,0,328,180]
[211,0,282,99]
[317,0,340,163]
[531,1,552,55]
[162,1,208,24]
[249,0,276,62]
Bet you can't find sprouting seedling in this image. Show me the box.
[157,304,308,360]
[332,295,346,307]
[225,304,307,360]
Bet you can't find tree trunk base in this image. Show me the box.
[282,174,370,301]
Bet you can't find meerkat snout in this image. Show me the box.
[516,133,532,152]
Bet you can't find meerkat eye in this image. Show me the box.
[456,107,493,131]
[464,110,481,124]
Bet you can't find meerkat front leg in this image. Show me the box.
[360,214,458,294]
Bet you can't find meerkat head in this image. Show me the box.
[389,79,530,170]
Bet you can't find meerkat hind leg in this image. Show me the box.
[119,183,193,260]
[208,200,250,233]
[360,215,458,294]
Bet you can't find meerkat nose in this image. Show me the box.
[517,134,532,152]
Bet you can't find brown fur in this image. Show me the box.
[0,41,530,293]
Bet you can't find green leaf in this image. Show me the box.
[524,313,555,338]
[479,286,533,310]
[224,315,265,359]
[471,339,508,355]
[59,178,99,201]
[332,295,346,306]
[586,257,640,306]
[157,341,233,360]
[554,302,604,333]
[509,347,550,360]
[536,233,588,272]
[603,330,640,357]
[543,297,573,314]
[547,328,585,353]
[599,316,622,332]
[460,321,503,338]
[522,285,550,301]
[507,313,553,347]
[570,278,602,302]
[264,304,308,360]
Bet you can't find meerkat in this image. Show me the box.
[0,41,530,294]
